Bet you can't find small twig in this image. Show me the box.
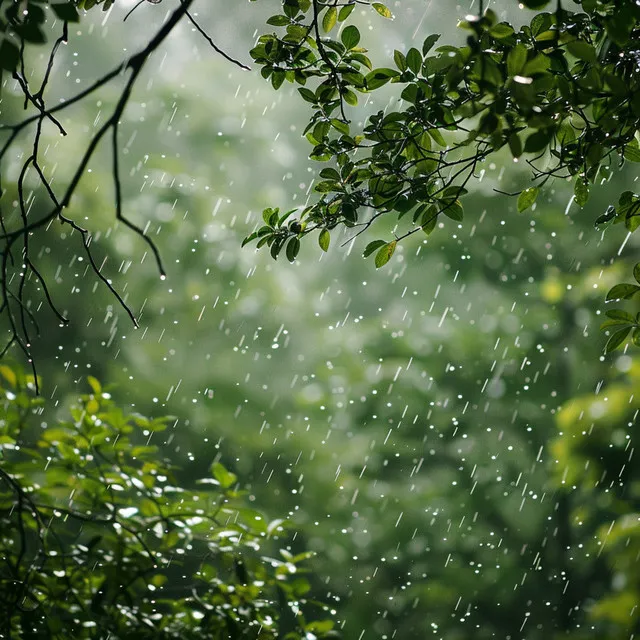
[112,122,166,278]
[180,2,251,71]
[124,0,146,22]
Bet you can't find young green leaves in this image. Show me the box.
[517,187,539,213]
[601,263,640,353]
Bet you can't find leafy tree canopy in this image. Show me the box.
[244,0,640,343]
[0,0,639,382]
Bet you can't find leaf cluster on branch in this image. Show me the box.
[244,0,640,348]
[1,0,639,384]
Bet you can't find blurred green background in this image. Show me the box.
[1,0,639,637]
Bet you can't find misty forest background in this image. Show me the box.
[1,1,639,638]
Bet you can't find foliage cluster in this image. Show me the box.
[245,0,640,349]
[0,365,335,639]
[0,1,640,638]
[247,0,640,249]
[0,0,639,381]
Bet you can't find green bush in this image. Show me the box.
[0,364,336,639]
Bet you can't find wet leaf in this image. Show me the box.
[606,283,640,301]
[318,229,330,252]
[286,237,301,262]
[574,177,590,207]
[212,462,238,489]
[624,139,640,163]
[363,239,387,257]
[605,326,631,353]
[374,240,396,268]
[517,187,539,212]
[0,365,17,387]
[441,200,463,222]
[341,25,360,49]
[322,6,337,32]
[372,3,393,19]
[566,40,597,63]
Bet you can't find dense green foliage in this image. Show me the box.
[244,0,640,350]
[1,1,640,639]
[0,0,639,361]
[0,364,335,638]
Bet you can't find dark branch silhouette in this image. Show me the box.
[0,0,248,392]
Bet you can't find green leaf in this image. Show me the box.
[625,214,640,232]
[241,230,260,247]
[634,263,640,285]
[606,309,636,323]
[266,14,291,26]
[574,177,590,207]
[556,123,576,145]
[338,3,355,21]
[522,54,550,76]
[422,34,440,56]
[271,70,285,90]
[278,209,296,227]
[0,365,17,387]
[306,620,335,633]
[442,186,468,199]
[594,205,617,227]
[624,139,640,163]
[490,23,515,39]
[406,48,422,74]
[318,229,330,252]
[319,168,340,181]
[394,50,407,71]
[286,237,300,262]
[365,68,399,90]
[212,462,238,489]
[507,44,528,76]
[298,87,317,104]
[419,205,438,235]
[566,40,597,63]
[634,328,640,347]
[270,236,285,260]
[363,239,387,258]
[341,25,360,49]
[86,376,102,395]
[605,326,631,354]
[263,208,279,226]
[441,200,464,222]
[600,319,632,330]
[331,118,350,135]
[508,132,523,158]
[351,52,373,69]
[374,240,397,268]
[0,39,20,72]
[343,89,358,106]
[372,3,393,19]
[322,6,338,32]
[600,308,636,330]
[428,129,446,147]
[51,2,81,22]
[606,283,640,301]
[315,180,339,193]
[524,129,552,153]
[530,11,553,35]
[517,187,539,212]
[619,193,640,231]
